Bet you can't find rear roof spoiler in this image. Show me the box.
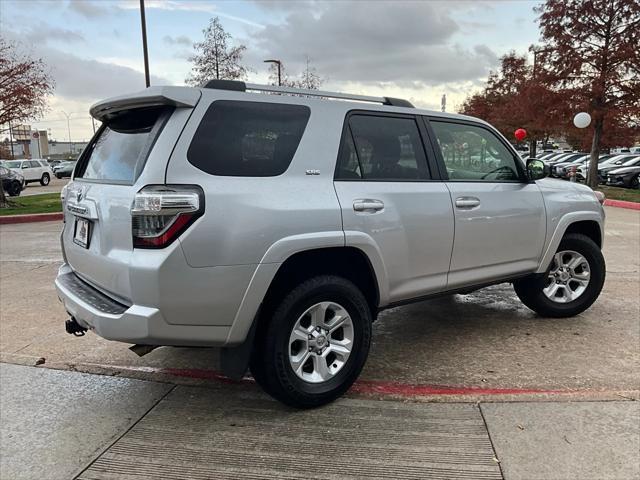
[90,86,201,121]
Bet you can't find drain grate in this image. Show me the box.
[78,387,502,480]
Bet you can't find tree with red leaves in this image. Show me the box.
[0,36,54,206]
[535,0,640,187]
[460,52,565,159]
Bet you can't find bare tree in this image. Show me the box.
[0,37,54,207]
[268,56,324,90]
[186,17,248,86]
[296,55,323,90]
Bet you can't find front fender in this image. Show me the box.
[535,211,604,273]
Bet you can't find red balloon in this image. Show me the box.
[514,128,527,141]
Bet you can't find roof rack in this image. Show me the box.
[202,80,414,108]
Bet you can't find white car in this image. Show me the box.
[4,159,53,186]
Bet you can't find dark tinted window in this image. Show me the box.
[430,121,521,181]
[188,101,310,177]
[336,115,429,180]
[76,106,167,183]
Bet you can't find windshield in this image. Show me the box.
[5,161,21,168]
[622,157,640,166]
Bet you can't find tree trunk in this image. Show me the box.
[0,182,7,208]
[586,117,603,189]
[529,138,537,159]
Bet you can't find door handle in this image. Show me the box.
[353,199,384,212]
[455,197,481,209]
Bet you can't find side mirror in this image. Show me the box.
[22,164,28,169]
[526,158,548,181]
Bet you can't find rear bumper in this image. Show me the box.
[55,263,230,346]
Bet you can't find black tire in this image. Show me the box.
[8,181,21,197]
[250,275,372,408]
[40,173,50,186]
[514,233,605,317]
[630,174,639,189]
[56,173,62,179]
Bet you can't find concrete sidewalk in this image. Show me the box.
[1,364,638,480]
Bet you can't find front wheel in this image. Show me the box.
[514,233,605,317]
[250,275,372,408]
[40,173,50,186]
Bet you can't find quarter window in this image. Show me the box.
[336,115,429,180]
[430,121,521,181]
[188,100,310,177]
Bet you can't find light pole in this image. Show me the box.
[140,0,150,87]
[61,111,73,156]
[264,59,282,86]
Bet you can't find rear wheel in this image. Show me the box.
[40,173,50,186]
[8,181,22,196]
[514,233,605,317]
[630,174,639,189]
[250,275,372,408]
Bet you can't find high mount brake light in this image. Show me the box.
[131,185,204,248]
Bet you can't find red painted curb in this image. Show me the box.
[101,364,577,397]
[0,212,63,225]
[603,199,640,210]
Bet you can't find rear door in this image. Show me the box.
[334,111,454,304]
[62,104,189,301]
[426,118,546,289]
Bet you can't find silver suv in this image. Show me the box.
[56,81,606,407]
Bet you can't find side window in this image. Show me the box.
[30,161,41,168]
[430,121,521,181]
[335,133,362,179]
[188,100,311,177]
[336,114,429,181]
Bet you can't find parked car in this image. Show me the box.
[55,82,607,408]
[597,155,640,183]
[606,165,640,189]
[4,159,52,186]
[53,161,76,178]
[551,154,588,176]
[0,165,25,196]
[575,154,616,179]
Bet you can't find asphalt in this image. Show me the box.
[19,177,68,196]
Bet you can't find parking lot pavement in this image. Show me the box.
[0,206,638,400]
[20,177,68,196]
[0,363,171,480]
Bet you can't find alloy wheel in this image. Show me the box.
[543,250,591,303]
[288,301,354,383]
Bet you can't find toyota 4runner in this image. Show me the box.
[56,81,606,408]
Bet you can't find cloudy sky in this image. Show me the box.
[1,0,541,142]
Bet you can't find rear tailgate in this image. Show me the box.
[62,87,200,301]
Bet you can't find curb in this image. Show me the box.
[0,212,63,225]
[603,199,640,210]
[2,353,637,403]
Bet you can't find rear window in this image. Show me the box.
[76,106,169,183]
[188,100,310,177]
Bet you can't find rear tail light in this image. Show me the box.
[594,190,605,205]
[131,185,204,248]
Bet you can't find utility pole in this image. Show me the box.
[264,59,282,86]
[61,111,73,156]
[140,0,151,87]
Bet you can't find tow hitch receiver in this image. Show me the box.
[65,317,87,336]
